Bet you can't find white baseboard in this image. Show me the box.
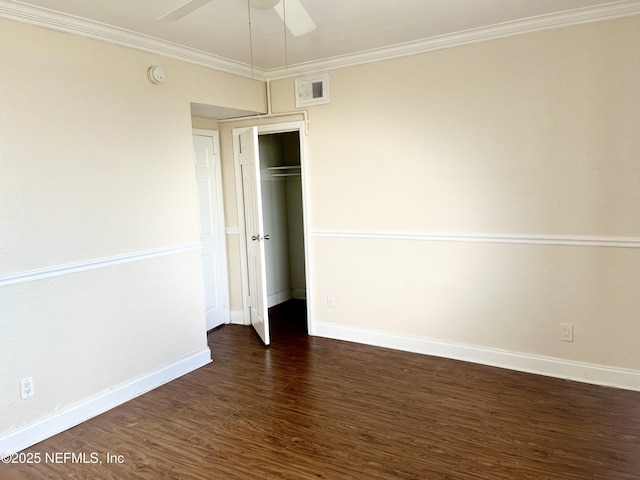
[267,289,306,306]
[0,348,212,455]
[267,290,292,308]
[313,322,640,392]
[230,310,246,325]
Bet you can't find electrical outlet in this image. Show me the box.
[560,323,573,342]
[20,377,35,400]
[327,295,336,308]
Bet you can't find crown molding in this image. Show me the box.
[266,0,640,79]
[1,0,639,82]
[0,0,265,80]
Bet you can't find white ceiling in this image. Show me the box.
[3,0,639,77]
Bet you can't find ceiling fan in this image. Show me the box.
[158,0,316,37]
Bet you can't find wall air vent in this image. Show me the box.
[295,73,330,108]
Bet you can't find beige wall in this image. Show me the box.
[0,17,264,438]
[264,17,640,371]
[2,10,638,444]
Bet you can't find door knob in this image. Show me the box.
[263,234,270,240]
[252,235,260,241]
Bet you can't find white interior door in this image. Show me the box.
[193,131,229,330]
[239,127,270,345]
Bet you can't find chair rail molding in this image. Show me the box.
[0,243,201,288]
[310,230,640,249]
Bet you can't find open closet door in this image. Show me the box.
[239,127,270,345]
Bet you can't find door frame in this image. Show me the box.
[193,128,231,328]
[233,121,313,336]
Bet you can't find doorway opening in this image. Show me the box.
[260,132,307,340]
[234,122,310,346]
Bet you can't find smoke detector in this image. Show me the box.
[147,66,166,84]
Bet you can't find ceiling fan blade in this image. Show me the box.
[273,0,316,37]
[158,0,213,22]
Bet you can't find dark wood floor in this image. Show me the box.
[3,300,639,479]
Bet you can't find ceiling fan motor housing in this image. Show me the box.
[249,0,280,10]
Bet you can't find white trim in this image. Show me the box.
[311,230,640,249]
[314,322,640,392]
[225,227,240,235]
[0,243,201,288]
[266,1,640,79]
[256,121,308,135]
[0,348,212,455]
[1,0,638,80]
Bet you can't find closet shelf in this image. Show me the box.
[267,165,301,177]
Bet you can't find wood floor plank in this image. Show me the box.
[2,300,639,479]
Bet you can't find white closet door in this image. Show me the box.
[239,127,270,345]
[193,132,228,330]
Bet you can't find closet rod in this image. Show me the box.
[267,165,301,170]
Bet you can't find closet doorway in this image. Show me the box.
[260,132,306,308]
[234,121,310,346]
